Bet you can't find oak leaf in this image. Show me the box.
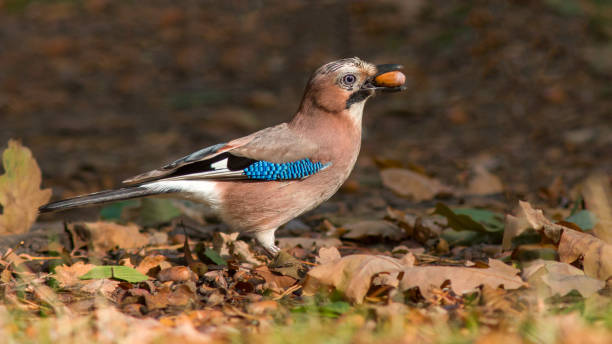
[399,259,525,299]
[0,140,51,234]
[522,259,604,297]
[304,254,406,303]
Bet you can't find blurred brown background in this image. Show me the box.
[1,0,611,204]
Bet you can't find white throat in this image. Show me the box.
[346,100,366,127]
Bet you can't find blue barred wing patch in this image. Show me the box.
[243,159,330,181]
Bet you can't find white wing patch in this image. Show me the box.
[210,158,228,170]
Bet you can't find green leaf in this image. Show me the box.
[99,200,139,221]
[80,266,112,280]
[139,199,181,226]
[80,266,148,283]
[433,203,504,233]
[110,266,149,283]
[204,248,227,266]
[565,210,597,231]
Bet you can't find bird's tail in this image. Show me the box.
[39,186,168,213]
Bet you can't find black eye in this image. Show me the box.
[342,74,357,85]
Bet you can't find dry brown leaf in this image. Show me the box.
[82,222,149,252]
[316,246,341,265]
[380,168,452,201]
[0,140,52,234]
[136,255,171,275]
[558,229,612,281]
[253,266,297,290]
[522,259,604,297]
[502,201,565,250]
[342,220,405,241]
[581,175,612,244]
[303,254,406,303]
[399,259,526,299]
[81,279,120,298]
[53,261,96,287]
[467,165,503,195]
[158,266,197,282]
[276,237,342,250]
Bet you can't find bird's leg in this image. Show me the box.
[254,228,280,257]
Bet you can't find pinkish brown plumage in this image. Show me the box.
[40,58,406,256]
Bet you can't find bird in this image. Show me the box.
[39,57,406,256]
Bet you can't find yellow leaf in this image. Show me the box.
[0,140,51,234]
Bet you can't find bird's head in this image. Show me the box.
[298,57,406,123]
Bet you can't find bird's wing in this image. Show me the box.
[122,123,325,185]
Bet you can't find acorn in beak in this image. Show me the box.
[363,64,407,93]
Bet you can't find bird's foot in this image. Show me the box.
[254,228,280,258]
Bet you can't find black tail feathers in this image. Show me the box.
[39,187,164,213]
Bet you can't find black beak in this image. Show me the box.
[361,64,406,93]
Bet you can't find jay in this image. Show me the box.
[40,57,406,256]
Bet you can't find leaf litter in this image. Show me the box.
[1,145,612,342]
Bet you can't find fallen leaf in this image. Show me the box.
[342,220,405,241]
[304,254,406,303]
[467,165,503,195]
[253,266,297,290]
[277,237,342,250]
[81,279,120,298]
[0,140,52,234]
[158,266,197,282]
[53,261,96,287]
[80,265,149,283]
[558,229,612,281]
[80,222,149,252]
[269,251,304,280]
[380,168,452,201]
[434,204,504,234]
[136,255,171,275]
[502,201,565,250]
[316,246,341,265]
[522,259,605,297]
[581,175,612,243]
[399,259,526,299]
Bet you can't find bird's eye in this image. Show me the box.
[342,74,357,85]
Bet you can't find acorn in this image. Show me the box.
[374,71,406,88]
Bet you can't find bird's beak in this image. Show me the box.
[362,64,407,93]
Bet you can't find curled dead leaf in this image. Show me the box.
[558,229,612,281]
